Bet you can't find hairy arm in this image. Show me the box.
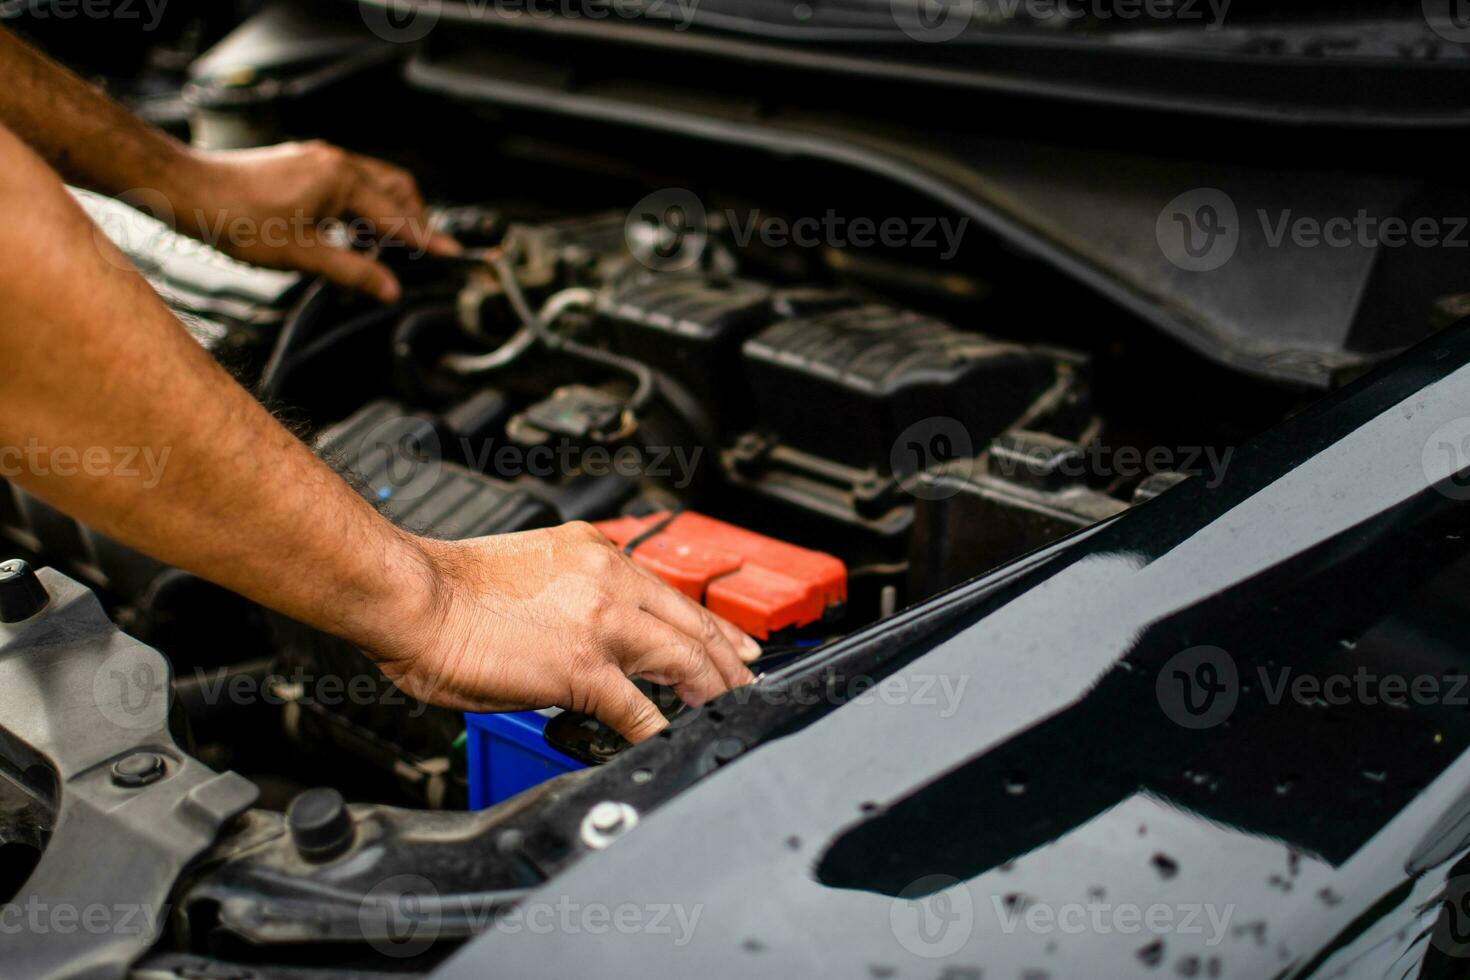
[0,25,196,198]
[0,124,756,741]
[0,26,459,301]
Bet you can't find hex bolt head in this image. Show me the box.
[287,787,355,860]
[0,559,50,623]
[111,752,166,788]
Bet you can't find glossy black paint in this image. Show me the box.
[441,321,1470,977]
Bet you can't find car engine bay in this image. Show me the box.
[20,176,1266,807]
[5,3,1467,974]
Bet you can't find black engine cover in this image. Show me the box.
[741,304,1058,471]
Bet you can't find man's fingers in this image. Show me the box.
[624,557,761,661]
[425,231,465,257]
[586,669,668,743]
[349,153,424,210]
[713,609,762,663]
[633,572,756,690]
[346,157,463,258]
[617,614,731,707]
[291,235,401,303]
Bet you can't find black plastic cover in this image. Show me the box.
[601,273,774,424]
[742,304,1058,469]
[316,400,557,539]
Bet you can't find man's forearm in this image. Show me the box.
[0,26,201,201]
[0,123,432,651]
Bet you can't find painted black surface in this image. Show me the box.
[439,321,1470,977]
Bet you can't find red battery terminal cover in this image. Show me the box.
[593,511,847,640]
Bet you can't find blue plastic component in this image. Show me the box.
[464,710,586,809]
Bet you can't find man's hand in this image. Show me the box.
[0,120,753,746]
[369,523,761,743]
[172,142,463,304]
[0,29,456,302]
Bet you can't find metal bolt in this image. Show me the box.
[111,752,165,788]
[589,801,625,834]
[580,801,638,849]
[712,737,745,766]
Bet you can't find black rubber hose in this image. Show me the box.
[265,302,411,395]
[258,277,331,400]
[392,303,462,404]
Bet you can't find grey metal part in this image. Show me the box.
[187,2,400,107]
[0,568,257,980]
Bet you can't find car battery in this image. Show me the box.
[594,510,847,640]
[463,709,586,809]
[270,401,562,808]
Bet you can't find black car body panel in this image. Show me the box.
[440,319,1470,976]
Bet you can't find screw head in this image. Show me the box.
[111,752,166,788]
